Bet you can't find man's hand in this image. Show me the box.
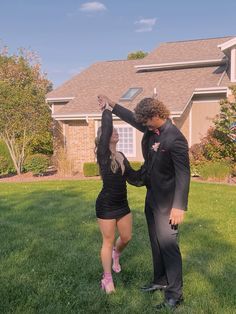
[169,208,185,226]
[97,94,115,109]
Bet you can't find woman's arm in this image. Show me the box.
[97,94,146,133]
[97,109,113,164]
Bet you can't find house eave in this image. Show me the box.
[170,112,182,118]
[134,59,227,71]
[194,86,228,94]
[52,88,228,121]
[46,97,75,103]
[218,38,236,51]
[52,113,120,121]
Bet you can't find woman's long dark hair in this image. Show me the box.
[95,126,119,173]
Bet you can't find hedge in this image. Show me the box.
[83,161,143,177]
[197,161,231,181]
[83,162,100,177]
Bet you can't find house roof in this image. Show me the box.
[142,36,234,64]
[47,36,235,118]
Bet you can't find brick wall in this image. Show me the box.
[64,119,96,173]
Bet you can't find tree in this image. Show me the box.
[212,86,236,161]
[0,46,52,174]
[127,50,148,60]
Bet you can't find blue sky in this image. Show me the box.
[1,0,236,88]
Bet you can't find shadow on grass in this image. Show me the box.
[0,182,235,313]
[181,219,235,313]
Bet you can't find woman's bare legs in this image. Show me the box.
[97,218,116,293]
[113,213,132,272]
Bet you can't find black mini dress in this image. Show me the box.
[96,109,143,220]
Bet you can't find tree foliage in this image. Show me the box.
[127,50,148,60]
[212,86,236,161]
[0,46,53,174]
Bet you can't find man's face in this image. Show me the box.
[144,116,163,132]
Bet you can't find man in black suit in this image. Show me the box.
[97,95,190,310]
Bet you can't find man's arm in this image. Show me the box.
[98,94,146,133]
[169,136,190,225]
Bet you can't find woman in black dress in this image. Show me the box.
[95,100,143,294]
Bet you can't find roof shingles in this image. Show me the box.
[47,36,234,116]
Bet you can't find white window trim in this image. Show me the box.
[120,87,143,101]
[115,124,136,158]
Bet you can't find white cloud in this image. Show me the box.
[134,18,157,32]
[80,2,107,12]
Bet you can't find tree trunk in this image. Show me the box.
[1,135,22,175]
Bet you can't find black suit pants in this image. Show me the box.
[145,203,183,299]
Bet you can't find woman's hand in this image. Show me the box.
[97,95,115,110]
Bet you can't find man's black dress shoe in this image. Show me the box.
[155,296,184,310]
[140,282,167,292]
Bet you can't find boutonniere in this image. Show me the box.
[151,142,160,152]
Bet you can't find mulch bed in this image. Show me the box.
[0,171,100,183]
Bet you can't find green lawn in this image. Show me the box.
[0,180,235,314]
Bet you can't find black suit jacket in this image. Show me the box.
[113,104,190,212]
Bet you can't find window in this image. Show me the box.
[115,125,135,157]
[120,87,142,101]
[95,121,136,157]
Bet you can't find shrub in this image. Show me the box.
[24,154,50,175]
[83,162,99,177]
[190,161,201,177]
[0,140,14,174]
[231,164,236,177]
[0,155,9,174]
[189,143,206,162]
[198,161,231,181]
[54,148,75,176]
[201,128,225,161]
[129,161,143,170]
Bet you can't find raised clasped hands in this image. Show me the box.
[97,94,115,111]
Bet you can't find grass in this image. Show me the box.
[0,180,235,314]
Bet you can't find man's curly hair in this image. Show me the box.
[134,98,170,124]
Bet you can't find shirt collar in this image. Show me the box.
[157,118,171,133]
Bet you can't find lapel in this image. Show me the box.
[147,119,172,172]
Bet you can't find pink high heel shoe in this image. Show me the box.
[101,272,115,294]
[112,247,121,273]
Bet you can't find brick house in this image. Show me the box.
[46,36,236,173]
